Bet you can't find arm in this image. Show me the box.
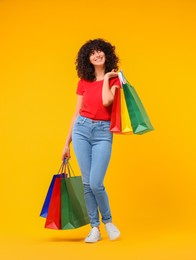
[102,71,119,106]
[61,95,83,160]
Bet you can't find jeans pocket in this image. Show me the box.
[101,123,111,132]
[76,116,86,125]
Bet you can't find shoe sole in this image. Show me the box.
[109,232,120,241]
[84,236,101,243]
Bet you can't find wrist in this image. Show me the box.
[104,74,110,81]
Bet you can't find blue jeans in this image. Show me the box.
[72,115,113,227]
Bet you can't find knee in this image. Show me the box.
[90,182,104,194]
[83,183,91,195]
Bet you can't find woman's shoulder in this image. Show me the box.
[78,78,96,86]
[77,78,87,87]
[78,78,91,84]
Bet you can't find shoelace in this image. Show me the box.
[87,228,99,238]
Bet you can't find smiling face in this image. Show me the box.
[89,50,106,67]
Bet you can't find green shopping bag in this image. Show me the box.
[61,161,90,229]
[119,71,154,135]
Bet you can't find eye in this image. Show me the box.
[90,50,95,56]
[89,49,103,57]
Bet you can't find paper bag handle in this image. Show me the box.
[118,70,126,86]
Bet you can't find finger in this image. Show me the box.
[62,153,67,161]
[66,153,71,159]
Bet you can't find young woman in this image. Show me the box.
[62,38,121,243]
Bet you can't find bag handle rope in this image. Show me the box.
[57,158,76,177]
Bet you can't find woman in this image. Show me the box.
[62,38,121,243]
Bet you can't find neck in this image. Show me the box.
[94,66,105,81]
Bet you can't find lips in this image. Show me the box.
[95,57,103,61]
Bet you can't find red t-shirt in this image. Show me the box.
[76,77,121,120]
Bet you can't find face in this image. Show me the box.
[89,50,106,67]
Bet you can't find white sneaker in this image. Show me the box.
[105,223,120,240]
[84,227,101,243]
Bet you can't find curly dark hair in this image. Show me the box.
[75,38,119,81]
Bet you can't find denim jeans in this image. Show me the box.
[72,115,113,227]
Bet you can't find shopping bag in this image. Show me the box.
[110,79,133,135]
[44,176,62,229]
[40,162,66,218]
[40,174,58,218]
[43,161,67,229]
[61,178,73,229]
[110,86,121,133]
[119,71,154,135]
[61,162,90,229]
[120,87,133,134]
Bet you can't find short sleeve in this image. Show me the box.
[76,79,84,95]
[109,77,121,88]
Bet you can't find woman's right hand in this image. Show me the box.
[62,145,71,161]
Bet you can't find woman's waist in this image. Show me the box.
[78,114,111,125]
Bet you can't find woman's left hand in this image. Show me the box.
[104,69,118,80]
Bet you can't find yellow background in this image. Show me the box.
[0,0,196,259]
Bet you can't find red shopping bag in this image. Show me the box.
[110,87,121,133]
[44,176,62,229]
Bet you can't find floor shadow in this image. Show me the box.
[46,236,122,243]
[47,237,85,242]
